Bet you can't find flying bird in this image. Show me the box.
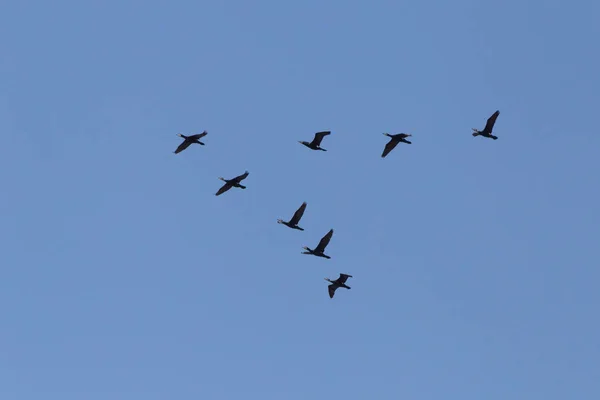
[277,202,307,231]
[472,110,500,140]
[299,131,331,151]
[325,273,352,298]
[381,133,412,158]
[215,171,249,196]
[302,229,333,259]
[174,131,208,154]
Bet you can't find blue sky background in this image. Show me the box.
[1,1,599,399]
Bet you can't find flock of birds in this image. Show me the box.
[173,110,502,299]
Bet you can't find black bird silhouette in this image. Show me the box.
[325,273,352,298]
[472,110,500,140]
[299,131,331,151]
[381,133,412,158]
[215,171,249,196]
[302,229,333,259]
[277,202,307,231]
[174,131,208,154]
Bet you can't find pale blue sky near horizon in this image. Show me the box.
[1,0,599,399]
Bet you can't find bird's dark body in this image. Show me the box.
[381,133,412,158]
[306,252,330,259]
[280,222,304,231]
[278,202,307,231]
[174,131,208,154]
[299,131,331,151]
[215,171,249,196]
[302,229,334,259]
[472,110,500,140]
[326,273,353,298]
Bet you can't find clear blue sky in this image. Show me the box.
[1,1,599,399]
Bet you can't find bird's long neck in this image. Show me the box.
[178,134,187,139]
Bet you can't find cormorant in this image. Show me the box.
[277,202,307,231]
[325,273,352,298]
[299,131,331,151]
[215,171,249,196]
[302,229,333,259]
[381,133,412,158]
[472,110,500,140]
[174,131,208,154]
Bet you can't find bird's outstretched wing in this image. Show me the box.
[328,284,337,298]
[382,138,399,158]
[215,183,232,196]
[174,140,192,154]
[337,273,352,284]
[484,110,500,133]
[233,171,249,183]
[188,131,208,140]
[289,202,307,225]
[398,133,411,139]
[315,229,333,253]
[310,131,330,147]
